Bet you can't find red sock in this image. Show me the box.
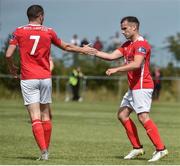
[42,120,52,149]
[123,118,142,148]
[144,119,165,150]
[32,119,47,151]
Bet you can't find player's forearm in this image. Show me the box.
[6,45,16,57]
[60,41,97,55]
[95,51,114,60]
[117,62,141,72]
[63,44,85,54]
[6,47,15,68]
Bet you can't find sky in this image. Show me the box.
[0,0,180,66]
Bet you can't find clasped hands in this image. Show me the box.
[82,43,97,56]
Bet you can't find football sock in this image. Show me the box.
[144,119,165,150]
[42,120,52,149]
[123,118,142,149]
[32,119,47,151]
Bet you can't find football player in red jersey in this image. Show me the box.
[88,16,168,162]
[5,4,96,160]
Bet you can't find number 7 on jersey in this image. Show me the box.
[30,35,40,55]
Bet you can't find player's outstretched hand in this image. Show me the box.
[83,44,97,55]
[9,65,18,79]
[106,68,118,76]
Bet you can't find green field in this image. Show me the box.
[0,98,180,165]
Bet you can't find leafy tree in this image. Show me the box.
[0,35,20,91]
[166,32,180,61]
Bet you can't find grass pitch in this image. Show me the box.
[0,98,180,164]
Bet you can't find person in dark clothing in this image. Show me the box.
[80,37,89,47]
[69,67,84,101]
[93,36,103,51]
[152,67,162,100]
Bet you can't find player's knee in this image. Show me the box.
[117,109,122,121]
[137,112,150,125]
[28,111,41,121]
[117,107,128,122]
[41,111,51,121]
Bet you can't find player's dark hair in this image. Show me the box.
[121,16,140,29]
[27,5,44,21]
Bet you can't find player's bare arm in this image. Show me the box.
[94,49,123,61]
[106,55,144,76]
[49,56,54,72]
[59,40,97,55]
[5,44,18,78]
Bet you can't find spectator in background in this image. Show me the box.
[93,36,103,62]
[80,37,89,47]
[70,34,81,46]
[70,34,81,66]
[152,67,162,101]
[107,32,121,51]
[69,66,84,102]
[112,32,121,49]
[108,32,121,51]
[93,36,103,51]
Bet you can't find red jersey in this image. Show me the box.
[9,24,61,80]
[118,36,154,90]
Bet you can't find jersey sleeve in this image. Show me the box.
[9,29,18,45]
[50,29,62,47]
[134,41,149,57]
[117,47,124,55]
[117,41,130,55]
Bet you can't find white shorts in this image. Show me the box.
[21,78,52,105]
[120,89,153,114]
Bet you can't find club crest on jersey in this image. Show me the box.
[138,47,146,54]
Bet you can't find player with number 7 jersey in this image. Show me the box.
[10,25,63,80]
[6,4,97,161]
